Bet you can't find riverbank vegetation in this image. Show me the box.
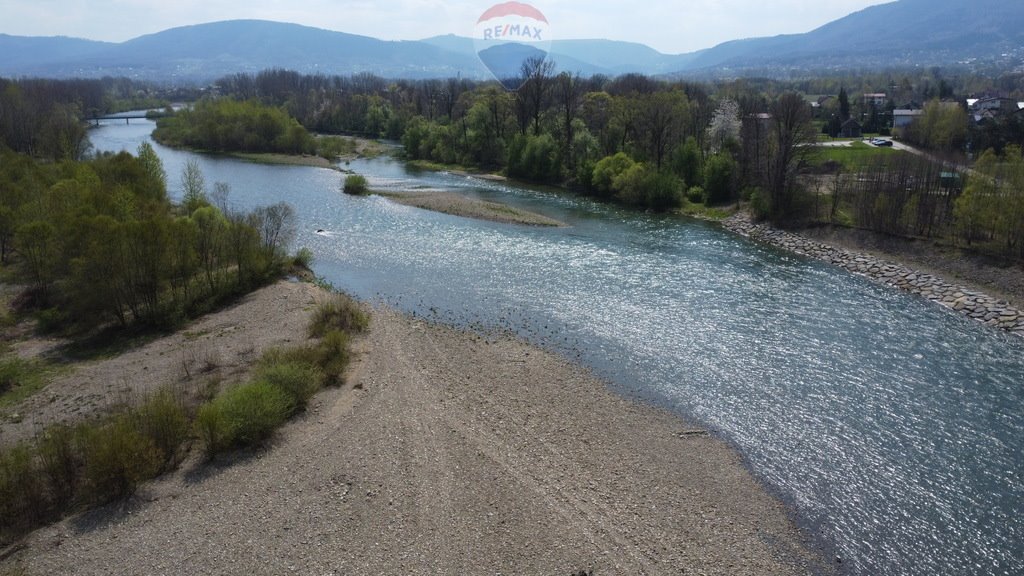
[0,77,191,161]
[202,68,1023,261]
[153,98,315,155]
[152,98,356,161]
[0,292,368,545]
[343,174,369,196]
[2,70,1022,262]
[0,142,301,333]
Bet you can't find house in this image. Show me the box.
[893,109,923,129]
[864,93,887,107]
[966,97,1018,124]
[973,109,999,124]
[969,97,1017,114]
[840,118,862,138]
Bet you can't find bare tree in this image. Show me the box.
[517,56,555,136]
[634,90,690,170]
[555,72,584,171]
[767,92,815,220]
[252,202,297,256]
[180,159,208,212]
[211,182,232,214]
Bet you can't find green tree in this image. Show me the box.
[612,163,683,211]
[15,221,59,295]
[507,133,561,183]
[136,142,167,202]
[671,136,703,189]
[703,153,737,205]
[192,206,228,295]
[591,152,636,198]
[181,160,208,213]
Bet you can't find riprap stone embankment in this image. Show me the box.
[721,212,1024,337]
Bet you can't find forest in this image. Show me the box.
[1,142,299,331]
[152,98,316,155]
[210,67,1024,259]
[2,68,1023,272]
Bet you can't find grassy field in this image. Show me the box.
[812,141,907,170]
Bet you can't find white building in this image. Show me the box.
[893,109,923,129]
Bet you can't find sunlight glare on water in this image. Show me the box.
[92,121,1024,575]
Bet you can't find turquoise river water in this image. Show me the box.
[91,120,1023,575]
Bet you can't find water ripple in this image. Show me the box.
[91,127,1024,576]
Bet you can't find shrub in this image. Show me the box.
[293,247,314,269]
[133,389,190,471]
[309,295,369,338]
[194,401,229,457]
[0,357,23,395]
[643,171,684,212]
[0,356,45,402]
[686,186,705,204]
[672,136,703,188]
[0,444,47,533]
[316,329,353,387]
[750,189,770,220]
[507,133,561,183]
[591,152,636,198]
[196,381,293,457]
[703,153,736,205]
[254,360,323,412]
[79,416,161,504]
[612,163,683,212]
[36,424,82,508]
[740,186,760,202]
[343,174,369,196]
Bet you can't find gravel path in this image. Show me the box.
[8,306,824,575]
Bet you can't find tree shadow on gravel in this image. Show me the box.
[181,445,267,487]
[67,495,151,537]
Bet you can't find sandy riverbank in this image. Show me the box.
[380,190,566,226]
[3,285,825,575]
[1,281,325,447]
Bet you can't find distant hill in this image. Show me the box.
[0,34,113,72]
[676,0,1024,74]
[0,20,484,82]
[1,0,1022,83]
[477,43,550,89]
[420,35,699,77]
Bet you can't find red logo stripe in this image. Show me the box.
[477,2,548,24]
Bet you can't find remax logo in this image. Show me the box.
[473,2,552,90]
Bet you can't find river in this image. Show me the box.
[91,120,1024,576]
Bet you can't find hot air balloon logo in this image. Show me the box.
[473,2,552,90]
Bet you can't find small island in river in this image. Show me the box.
[378,190,567,227]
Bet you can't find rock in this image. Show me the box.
[718,211,1023,339]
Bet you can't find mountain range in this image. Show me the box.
[1,0,1021,83]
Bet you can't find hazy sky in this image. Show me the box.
[0,0,892,54]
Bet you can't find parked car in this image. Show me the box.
[871,138,893,147]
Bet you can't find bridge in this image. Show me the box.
[86,112,171,126]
